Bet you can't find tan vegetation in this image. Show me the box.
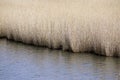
[0,0,120,56]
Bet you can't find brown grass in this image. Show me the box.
[0,0,120,56]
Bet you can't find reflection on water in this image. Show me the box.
[0,39,120,80]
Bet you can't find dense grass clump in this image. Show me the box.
[0,0,120,56]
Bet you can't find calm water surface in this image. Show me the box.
[0,39,120,80]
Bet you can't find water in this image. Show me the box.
[0,39,120,80]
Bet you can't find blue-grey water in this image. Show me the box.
[0,39,120,80]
